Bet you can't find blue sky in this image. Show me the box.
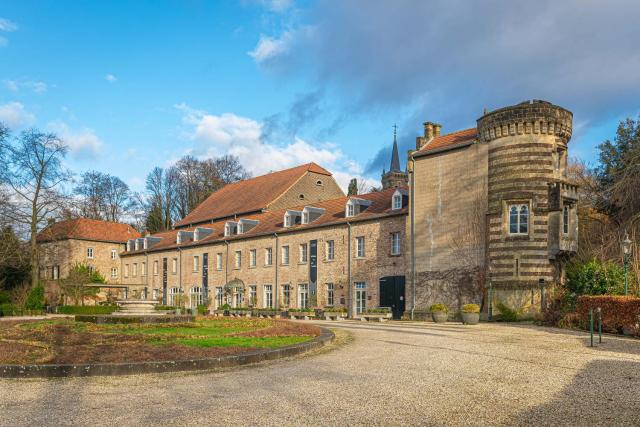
[1,0,639,192]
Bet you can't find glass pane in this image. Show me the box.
[519,205,529,233]
[509,206,518,233]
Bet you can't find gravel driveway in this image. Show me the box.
[1,321,639,426]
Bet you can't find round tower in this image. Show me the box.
[477,100,576,314]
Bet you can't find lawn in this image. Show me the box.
[0,317,320,365]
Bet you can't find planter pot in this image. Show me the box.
[461,312,480,325]
[432,311,448,323]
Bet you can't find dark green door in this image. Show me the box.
[379,276,405,319]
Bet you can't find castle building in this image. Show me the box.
[38,100,578,318]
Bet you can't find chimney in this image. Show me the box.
[433,123,442,137]
[423,122,434,140]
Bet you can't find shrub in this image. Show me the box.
[576,295,640,336]
[495,302,518,322]
[197,305,208,315]
[25,284,45,310]
[461,304,480,314]
[324,307,347,313]
[155,305,177,311]
[429,303,448,313]
[0,303,17,316]
[365,307,391,314]
[289,308,313,312]
[0,290,11,304]
[566,259,625,296]
[219,303,231,311]
[58,305,117,315]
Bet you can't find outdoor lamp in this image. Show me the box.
[622,233,632,255]
[622,233,632,295]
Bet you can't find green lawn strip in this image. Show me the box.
[161,335,312,348]
[94,319,274,338]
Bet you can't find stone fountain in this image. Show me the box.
[112,299,164,316]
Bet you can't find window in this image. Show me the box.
[153,260,158,275]
[298,194,305,200]
[53,265,60,280]
[87,247,94,259]
[111,249,117,260]
[153,288,159,300]
[563,205,570,234]
[265,247,273,266]
[284,215,292,227]
[355,282,366,314]
[356,236,365,258]
[326,240,335,261]
[190,286,203,308]
[264,285,273,308]
[299,243,308,263]
[393,194,402,210]
[326,283,334,306]
[133,263,138,277]
[282,284,291,307]
[298,284,309,308]
[250,249,257,267]
[215,286,224,308]
[391,232,401,255]
[249,285,257,306]
[172,258,178,274]
[141,262,147,276]
[282,245,290,265]
[193,256,199,272]
[347,203,355,217]
[508,204,529,235]
[216,253,223,270]
[316,179,323,186]
[302,212,309,224]
[169,287,180,306]
[124,264,129,278]
[235,251,242,268]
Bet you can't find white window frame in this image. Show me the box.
[326,240,335,261]
[284,214,291,227]
[193,255,199,272]
[249,285,257,306]
[141,261,147,276]
[172,258,178,274]
[299,243,308,263]
[265,247,273,266]
[250,249,257,267]
[216,253,223,270]
[356,236,365,258]
[282,246,290,265]
[133,263,138,277]
[87,247,94,259]
[111,249,117,260]
[393,194,402,210]
[264,284,273,308]
[111,267,118,278]
[282,284,291,307]
[298,283,309,309]
[326,283,334,306]
[346,203,355,218]
[215,286,224,308]
[391,232,401,255]
[508,203,529,235]
[124,264,129,278]
[190,286,203,308]
[235,251,242,269]
[153,260,158,276]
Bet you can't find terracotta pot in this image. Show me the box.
[461,312,480,325]
[432,311,448,323]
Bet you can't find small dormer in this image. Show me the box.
[194,227,214,242]
[176,230,194,245]
[144,236,162,250]
[127,239,135,252]
[284,210,302,227]
[134,237,145,251]
[224,221,238,237]
[302,206,325,224]
[238,219,259,234]
[345,198,372,218]
[391,189,408,210]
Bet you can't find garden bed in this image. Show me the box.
[0,317,321,365]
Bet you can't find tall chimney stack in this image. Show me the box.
[423,122,434,140]
[433,123,442,137]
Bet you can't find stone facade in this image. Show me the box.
[266,171,344,212]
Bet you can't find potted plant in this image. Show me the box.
[461,303,480,325]
[430,303,448,323]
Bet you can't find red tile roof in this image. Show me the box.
[37,218,141,243]
[123,187,407,256]
[415,128,477,156]
[175,162,333,228]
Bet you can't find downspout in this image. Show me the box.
[274,233,279,309]
[410,155,416,320]
[224,241,229,286]
[178,247,183,293]
[347,221,353,319]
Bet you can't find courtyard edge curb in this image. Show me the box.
[0,327,335,378]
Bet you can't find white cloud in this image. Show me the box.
[262,0,293,12]
[0,18,18,32]
[4,79,48,93]
[105,74,117,83]
[0,102,35,128]
[47,121,104,159]
[175,103,376,192]
[248,31,294,65]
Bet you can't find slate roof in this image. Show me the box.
[123,187,407,256]
[175,162,333,228]
[415,127,478,156]
[37,218,141,243]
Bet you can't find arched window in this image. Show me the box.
[509,204,529,235]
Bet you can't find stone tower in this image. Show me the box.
[382,128,409,189]
[477,100,578,310]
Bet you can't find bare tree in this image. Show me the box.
[212,154,250,184]
[145,167,177,233]
[73,171,135,222]
[0,128,71,288]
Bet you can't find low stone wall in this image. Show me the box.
[0,328,334,378]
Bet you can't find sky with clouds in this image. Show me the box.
[1,0,639,192]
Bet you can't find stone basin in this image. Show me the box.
[113,299,164,316]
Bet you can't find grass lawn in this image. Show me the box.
[0,317,320,364]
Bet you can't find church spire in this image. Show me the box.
[389,124,401,172]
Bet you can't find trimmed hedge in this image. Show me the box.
[57,305,118,315]
[576,296,640,336]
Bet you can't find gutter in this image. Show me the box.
[274,233,279,309]
[346,221,352,319]
[410,154,416,320]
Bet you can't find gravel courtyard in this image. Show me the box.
[1,320,639,426]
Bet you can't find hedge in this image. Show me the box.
[57,305,118,315]
[576,296,640,337]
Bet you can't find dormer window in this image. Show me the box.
[347,203,355,217]
[284,210,302,227]
[346,198,372,218]
[301,206,325,224]
[224,222,238,237]
[237,219,259,234]
[194,227,213,242]
[391,189,407,210]
[176,231,194,244]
